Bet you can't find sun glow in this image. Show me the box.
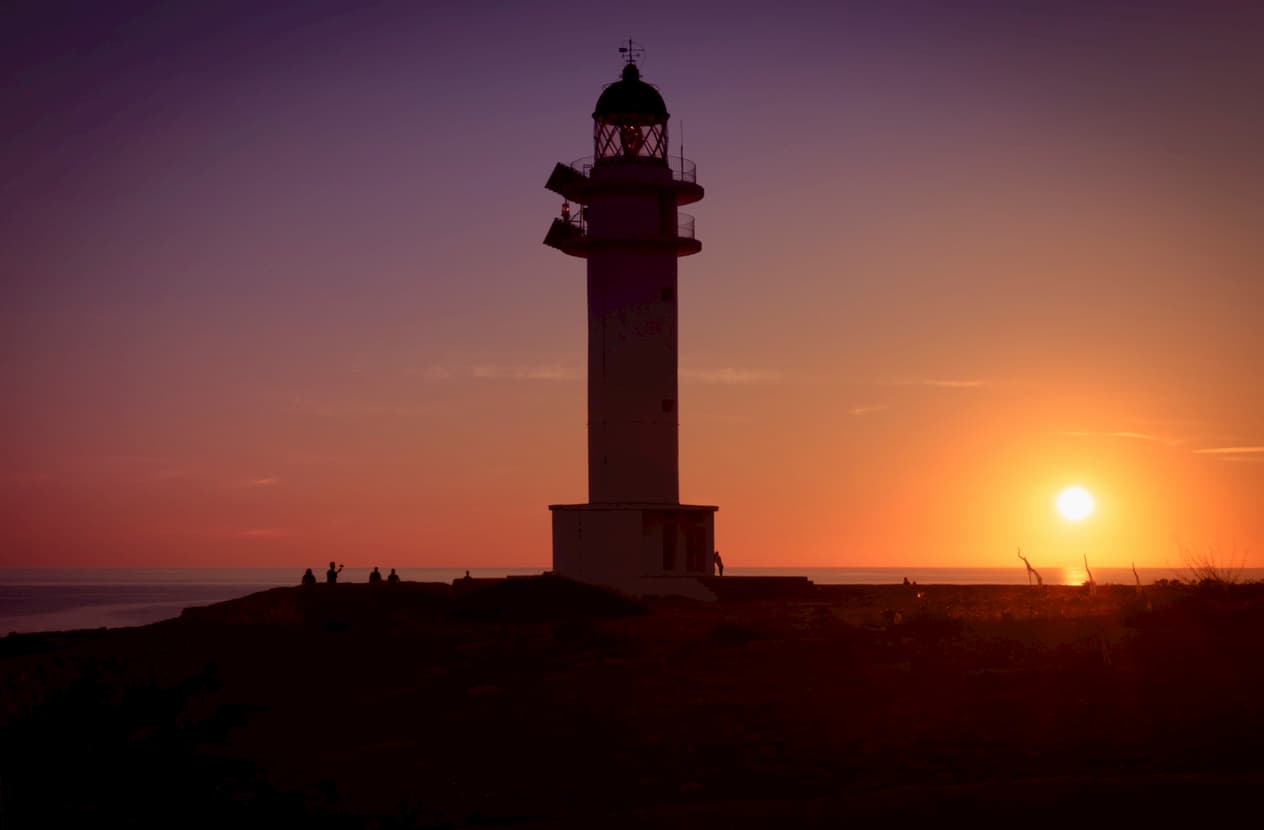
[1056,486,1095,521]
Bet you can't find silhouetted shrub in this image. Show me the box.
[454,575,647,622]
[901,613,966,640]
[1177,543,1248,585]
[0,627,110,659]
[708,622,761,648]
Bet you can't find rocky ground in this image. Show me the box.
[3,576,1263,827]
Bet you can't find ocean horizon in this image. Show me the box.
[2,565,1260,635]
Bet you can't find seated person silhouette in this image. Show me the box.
[301,568,316,586]
[387,568,400,584]
[326,561,343,583]
[369,566,382,584]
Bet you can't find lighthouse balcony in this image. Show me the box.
[580,154,696,183]
[545,156,704,206]
[543,212,700,258]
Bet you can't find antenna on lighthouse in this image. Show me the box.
[680,120,685,179]
[618,39,644,65]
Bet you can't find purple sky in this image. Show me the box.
[4,1,1262,568]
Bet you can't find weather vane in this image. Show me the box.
[618,38,644,65]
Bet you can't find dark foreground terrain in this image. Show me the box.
[3,576,1264,827]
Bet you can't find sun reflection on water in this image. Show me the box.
[1057,565,1089,586]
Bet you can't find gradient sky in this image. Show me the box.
[3,1,1261,570]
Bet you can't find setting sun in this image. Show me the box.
[1056,486,1095,522]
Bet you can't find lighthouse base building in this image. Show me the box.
[544,57,717,599]
[549,504,717,598]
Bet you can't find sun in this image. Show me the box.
[1056,486,1095,521]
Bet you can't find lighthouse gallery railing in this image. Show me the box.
[569,155,697,184]
[560,211,695,240]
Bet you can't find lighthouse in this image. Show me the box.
[544,50,717,596]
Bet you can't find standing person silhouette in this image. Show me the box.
[326,561,343,583]
[387,568,400,584]
[713,550,724,577]
[369,566,382,584]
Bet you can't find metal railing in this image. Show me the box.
[673,156,697,184]
[569,155,697,184]
[556,209,696,241]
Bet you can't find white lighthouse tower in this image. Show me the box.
[544,50,717,597]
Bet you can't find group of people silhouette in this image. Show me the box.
[299,557,726,583]
[300,563,401,585]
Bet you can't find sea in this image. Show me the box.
[2,566,1260,635]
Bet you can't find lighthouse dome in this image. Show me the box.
[593,64,668,121]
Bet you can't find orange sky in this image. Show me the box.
[3,2,1261,571]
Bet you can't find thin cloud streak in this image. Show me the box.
[407,365,779,384]
[681,368,780,385]
[884,379,990,389]
[471,365,581,381]
[695,411,756,423]
[1061,435,1264,459]
[234,528,291,539]
[299,401,435,418]
[849,404,890,417]
[1059,431,1182,446]
[402,366,453,381]
[292,396,435,418]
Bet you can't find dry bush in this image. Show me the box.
[1176,543,1249,586]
